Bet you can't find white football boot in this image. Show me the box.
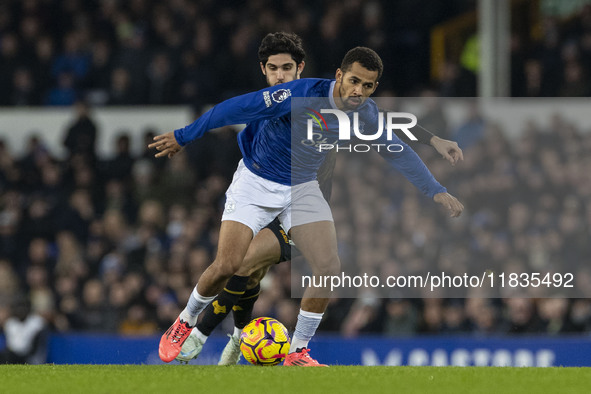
[176,328,205,364]
[218,334,242,365]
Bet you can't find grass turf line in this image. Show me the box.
[1,365,590,394]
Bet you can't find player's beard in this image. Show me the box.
[268,71,299,86]
[338,85,363,110]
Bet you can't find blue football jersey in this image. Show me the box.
[174,78,446,198]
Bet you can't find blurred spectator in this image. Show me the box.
[0,34,20,106]
[466,298,500,335]
[501,298,544,334]
[418,299,444,334]
[103,133,134,182]
[560,60,589,96]
[63,101,97,163]
[11,67,39,106]
[417,89,449,138]
[441,299,469,333]
[119,304,157,336]
[538,298,574,335]
[569,299,591,332]
[0,260,20,300]
[146,53,176,105]
[450,102,485,149]
[77,279,110,331]
[382,299,419,336]
[86,40,114,105]
[0,296,48,364]
[107,68,136,105]
[33,37,55,101]
[45,72,77,106]
[341,297,382,337]
[51,31,91,85]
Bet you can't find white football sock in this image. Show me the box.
[181,285,215,327]
[194,327,209,342]
[233,326,242,339]
[289,309,323,353]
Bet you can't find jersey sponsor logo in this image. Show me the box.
[263,91,272,107]
[271,88,291,103]
[225,199,236,213]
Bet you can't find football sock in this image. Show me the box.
[182,285,216,327]
[232,326,242,339]
[289,309,323,353]
[194,328,209,343]
[232,284,261,330]
[196,275,249,336]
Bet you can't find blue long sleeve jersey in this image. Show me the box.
[175,78,446,198]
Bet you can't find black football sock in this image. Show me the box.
[232,284,261,330]
[196,275,249,336]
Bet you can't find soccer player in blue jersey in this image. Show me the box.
[178,32,310,365]
[152,46,463,366]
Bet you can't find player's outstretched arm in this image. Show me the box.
[433,192,464,217]
[148,131,182,159]
[430,136,463,166]
[385,115,463,166]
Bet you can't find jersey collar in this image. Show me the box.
[328,80,338,109]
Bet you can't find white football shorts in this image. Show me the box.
[221,160,333,236]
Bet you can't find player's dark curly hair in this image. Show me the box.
[340,47,383,81]
[258,32,306,66]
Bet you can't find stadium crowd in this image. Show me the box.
[2,0,591,107]
[3,0,591,361]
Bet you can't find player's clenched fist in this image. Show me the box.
[148,131,182,158]
[433,192,464,217]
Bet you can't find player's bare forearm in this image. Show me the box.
[433,192,464,217]
[148,131,182,158]
[430,136,464,166]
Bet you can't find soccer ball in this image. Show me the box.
[240,317,291,366]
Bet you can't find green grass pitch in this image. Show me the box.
[1,365,590,394]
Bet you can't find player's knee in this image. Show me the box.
[246,276,261,289]
[212,258,242,281]
[245,267,268,288]
[310,255,341,277]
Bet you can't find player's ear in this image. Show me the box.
[371,81,379,94]
[260,62,266,75]
[297,61,305,78]
[335,68,343,82]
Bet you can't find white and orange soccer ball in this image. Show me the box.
[239,317,291,366]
